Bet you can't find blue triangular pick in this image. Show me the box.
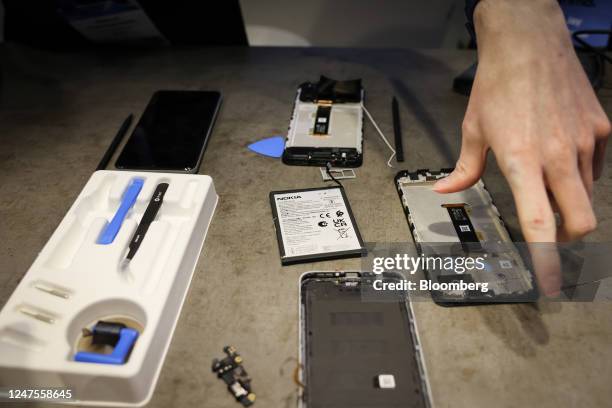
[248,136,285,158]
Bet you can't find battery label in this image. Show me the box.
[271,187,364,263]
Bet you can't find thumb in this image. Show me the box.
[434,138,487,193]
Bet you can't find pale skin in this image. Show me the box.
[433,0,611,296]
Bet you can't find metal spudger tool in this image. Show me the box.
[121,183,169,269]
[392,97,404,162]
[96,114,133,171]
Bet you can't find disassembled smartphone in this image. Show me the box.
[299,272,430,408]
[283,76,364,167]
[395,169,537,306]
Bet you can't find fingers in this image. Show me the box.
[546,189,560,213]
[592,112,610,180]
[593,138,608,180]
[547,168,597,242]
[578,146,594,200]
[434,123,487,193]
[506,164,557,242]
[528,243,562,298]
[503,164,561,296]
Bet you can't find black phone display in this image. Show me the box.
[115,90,221,173]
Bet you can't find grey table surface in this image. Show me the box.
[1,44,611,408]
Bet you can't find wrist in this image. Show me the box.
[474,0,571,61]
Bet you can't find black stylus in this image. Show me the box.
[120,183,169,269]
[96,114,133,171]
[392,97,404,162]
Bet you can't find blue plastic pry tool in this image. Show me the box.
[97,178,144,245]
[74,328,139,365]
[248,136,285,158]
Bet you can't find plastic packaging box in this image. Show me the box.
[0,170,218,406]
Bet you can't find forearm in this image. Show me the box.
[448,0,610,295]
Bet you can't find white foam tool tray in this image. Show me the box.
[0,170,218,406]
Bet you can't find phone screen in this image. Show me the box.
[115,90,221,172]
[301,274,427,408]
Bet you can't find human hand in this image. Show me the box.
[434,0,610,296]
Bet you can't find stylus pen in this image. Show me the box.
[120,183,169,269]
[392,97,404,162]
[96,114,133,171]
